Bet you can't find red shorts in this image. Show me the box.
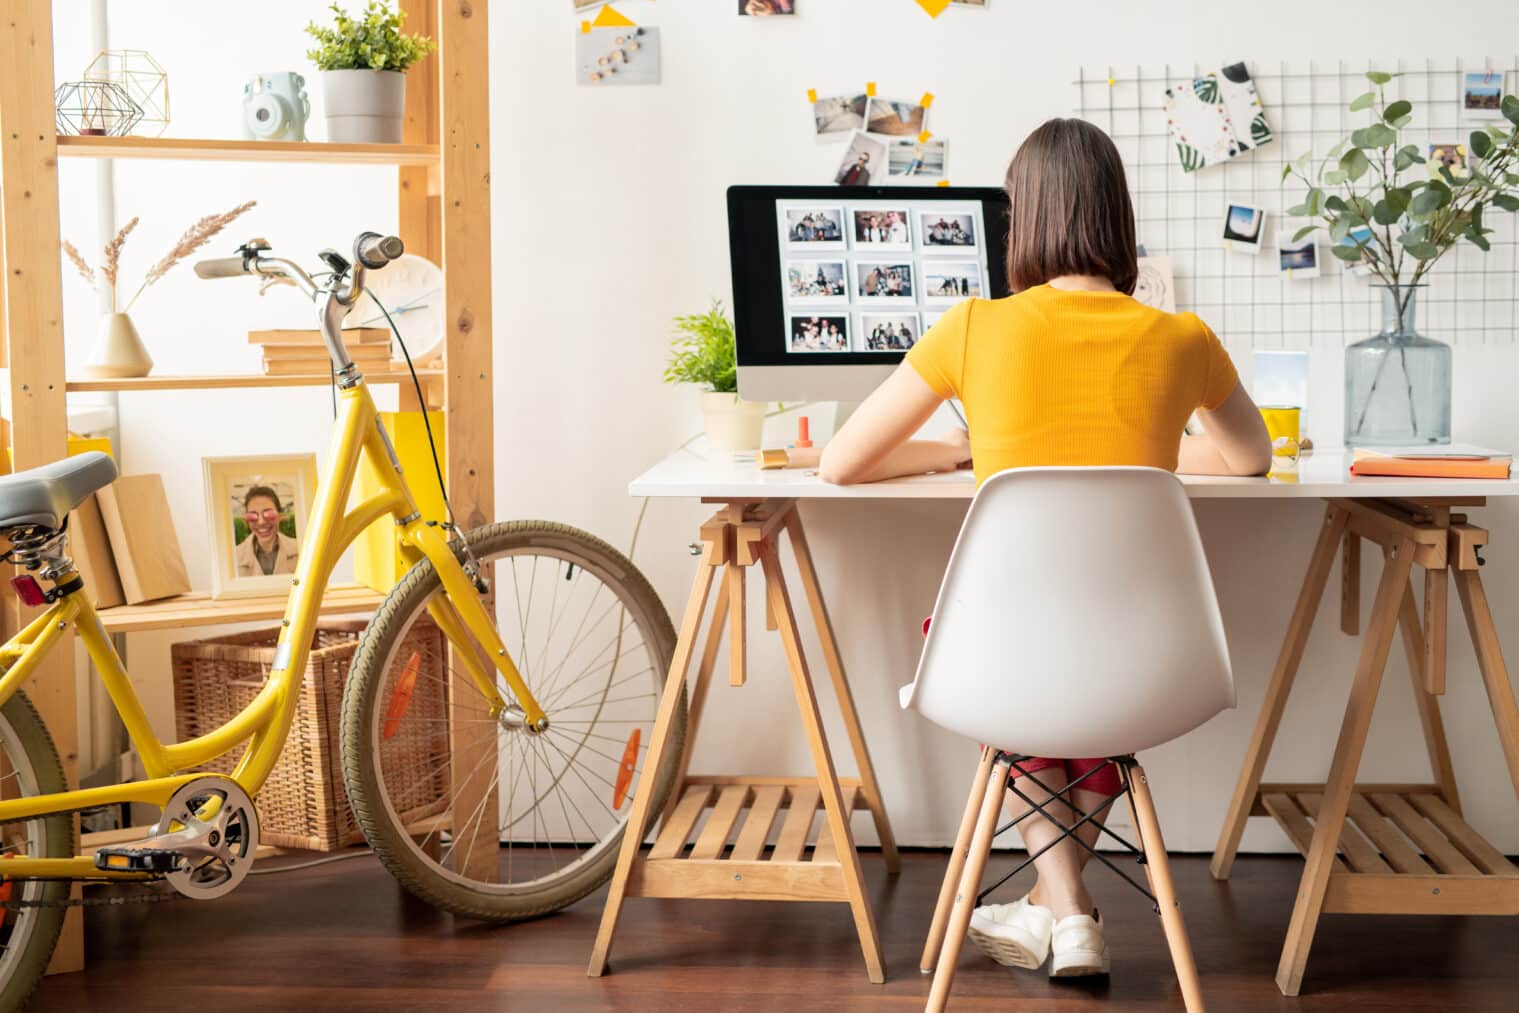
[921,615,1124,797]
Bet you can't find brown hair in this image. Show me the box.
[1003,118,1138,295]
[244,485,283,513]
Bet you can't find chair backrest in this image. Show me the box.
[901,466,1234,758]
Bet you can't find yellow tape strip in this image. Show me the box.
[866,81,877,97]
[915,0,953,16]
[918,130,933,144]
[807,88,817,104]
[921,92,935,108]
[937,179,951,188]
[592,4,637,28]
[580,20,591,33]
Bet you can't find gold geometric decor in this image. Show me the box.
[54,80,143,137]
[84,49,169,136]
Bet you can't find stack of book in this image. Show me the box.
[1350,444,1513,479]
[251,328,393,376]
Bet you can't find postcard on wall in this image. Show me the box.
[813,93,868,141]
[1133,255,1176,313]
[864,96,928,138]
[886,138,947,180]
[739,0,796,13]
[1462,71,1506,120]
[1163,62,1273,173]
[575,26,661,86]
[834,131,886,185]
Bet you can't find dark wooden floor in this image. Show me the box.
[30,849,1519,1011]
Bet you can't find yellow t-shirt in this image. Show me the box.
[906,285,1240,486]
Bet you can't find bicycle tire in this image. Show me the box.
[341,521,684,921]
[0,690,75,1011]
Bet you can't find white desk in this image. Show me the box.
[606,444,1519,994]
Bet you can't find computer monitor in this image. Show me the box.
[728,184,1011,402]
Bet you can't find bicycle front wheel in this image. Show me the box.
[341,521,683,921]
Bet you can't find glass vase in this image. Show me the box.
[1343,286,1451,446]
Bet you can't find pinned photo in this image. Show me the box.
[1336,225,1376,276]
[575,27,661,86]
[1133,255,1176,313]
[887,138,947,180]
[851,208,912,249]
[865,96,927,137]
[1463,71,1505,119]
[919,211,977,250]
[814,93,868,140]
[783,207,845,249]
[862,313,922,351]
[789,314,849,352]
[740,0,795,12]
[785,260,849,303]
[923,262,982,302]
[855,262,915,301]
[1428,142,1469,181]
[1222,202,1266,253]
[835,131,886,186]
[1278,232,1320,279]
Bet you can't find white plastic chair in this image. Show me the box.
[905,467,1234,1012]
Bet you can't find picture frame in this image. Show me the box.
[202,453,319,599]
[1222,201,1266,254]
[1462,70,1506,121]
[1277,227,1320,279]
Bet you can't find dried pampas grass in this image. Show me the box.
[126,201,256,312]
[61,240,95,287]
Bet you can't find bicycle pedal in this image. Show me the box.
[94,847,186,875]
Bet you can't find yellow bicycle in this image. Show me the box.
[0,233,684,1007]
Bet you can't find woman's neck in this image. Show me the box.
[1045,274,1116,292]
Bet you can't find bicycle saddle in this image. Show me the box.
[0,452,117,529]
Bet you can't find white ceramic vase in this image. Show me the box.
[83,312,152,378]
[320,69,406,143]
[701,391,766,453]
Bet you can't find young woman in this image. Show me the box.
[819,118,1270,978]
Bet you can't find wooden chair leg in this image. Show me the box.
[927,757,1011,1013]
[920,745,995,973]
[587,555,717,977]
[1128,764,1204,1013]
[1275,538,1413,997]
[1213,505,1348,880]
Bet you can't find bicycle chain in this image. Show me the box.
[2,882,183,911]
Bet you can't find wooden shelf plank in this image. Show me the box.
[95,583,383,634]
[66,370,441,393]
[57,134,439,167]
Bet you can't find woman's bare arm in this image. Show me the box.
[819,363,970,484]
[1177,381,1273,476]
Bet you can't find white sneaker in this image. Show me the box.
[1049,909,1110,977]
[967,894,1055,969]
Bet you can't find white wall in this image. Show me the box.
[51,1,1519,851]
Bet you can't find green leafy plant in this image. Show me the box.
[1284,70,1519,330]
[663,302,738,394]
[305,1,436,73]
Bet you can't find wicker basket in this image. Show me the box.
[172,619,450,851]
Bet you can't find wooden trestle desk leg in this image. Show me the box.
[1395,581,1462,813]
[783,511,901,874]
[657,581,729,833]
[587,540,718,977]
[1275,537,1415,997]
[760,542,887,983]
[1452,567,1519,799]
[1212,504,1349,880]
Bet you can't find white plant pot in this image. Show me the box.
[701,392,766,453]
[320,69,406,143]
[82,312,152,378]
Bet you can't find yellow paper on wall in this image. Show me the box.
[353,411,447,593]
[1,435,112,474]
[915,0,953,16]
[592,5,637,27]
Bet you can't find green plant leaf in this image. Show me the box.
[1399,224,1428,245]
[1467,230,1492,251]
[1471,129,1493,159]
[1341,147,1371,181]
[1503,94,1519,125]
[305,0,436,72]
[1280,163,1294,183]
[1330,243,1365,262]
[1329,215,1351,242]
[1351,196,1375,221]
[1323,169,1348,185]
[1409,186,1449,216]
[1383,99,1412,123]
[1406,241,1440,259]
[664,300,738,393]
[1493,193,1519,212]
[1385,187,1412,215]
[1349,91,1376,111]
[1285,202,1313,218]
[1365,70,1397,85]
[1325,194,1348,212]
[1292,225,1317,242]
[1351,123,1398,149]
[1372,199,1400,225]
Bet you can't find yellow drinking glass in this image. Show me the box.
[1259,405,1301,464]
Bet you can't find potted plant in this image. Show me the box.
[664,302,768,452]
[62,201,256,378]
[1285,71,1519,446]
[305,1,435,144]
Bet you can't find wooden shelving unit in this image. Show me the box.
[66,369,443,392]
[0,0,495,973]
[57,134,440,166]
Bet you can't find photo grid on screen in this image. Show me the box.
[776,201,989,354]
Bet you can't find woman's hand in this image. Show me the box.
[942,427,973,470]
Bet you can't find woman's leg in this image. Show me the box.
[1006,760,1093,919]
[1064,759,1123,871]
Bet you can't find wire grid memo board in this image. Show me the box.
[1074,60,1519,353]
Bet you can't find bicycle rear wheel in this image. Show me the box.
[0,691,74,1010]
[341,521,684,920]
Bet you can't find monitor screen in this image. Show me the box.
[728,185,1011,374]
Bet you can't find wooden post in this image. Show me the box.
[0,0,83,973]
[437,0,498,885]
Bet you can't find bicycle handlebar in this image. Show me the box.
[354,232,404,270]
[193,256,250,279]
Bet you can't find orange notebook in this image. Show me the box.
[1351,445,1513,479]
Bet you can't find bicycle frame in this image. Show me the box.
[0,381,546,881]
